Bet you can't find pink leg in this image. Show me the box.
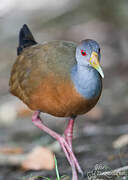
[59,140,78,180]
[64,118,83,177]
[64,118,77,178]
[64,118,74,149]
[32,111,81,180]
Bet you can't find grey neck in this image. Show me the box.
[71,64,102,99]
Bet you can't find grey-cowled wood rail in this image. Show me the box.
[9,24,104,180]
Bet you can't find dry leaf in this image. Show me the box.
[22,146,55,170]
[113,134,128,149]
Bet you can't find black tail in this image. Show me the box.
[17,24,37,55]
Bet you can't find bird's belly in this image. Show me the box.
[29,77,100,117]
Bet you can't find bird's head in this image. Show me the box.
[76,39,104,78]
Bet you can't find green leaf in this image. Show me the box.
[39,176,50,180]
[54,155,60,180]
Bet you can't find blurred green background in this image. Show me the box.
[1,0,128,179]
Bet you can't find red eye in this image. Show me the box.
[81,49,87,56]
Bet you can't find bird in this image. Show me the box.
[9,24,104,180]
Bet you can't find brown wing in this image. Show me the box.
[9,41,76,107]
